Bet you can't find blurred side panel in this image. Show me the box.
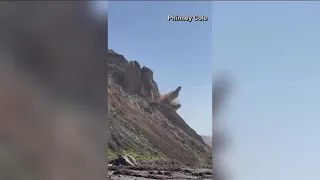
[0,2,108,180]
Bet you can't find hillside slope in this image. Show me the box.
[201,136,213,147]
[108,50,211,166]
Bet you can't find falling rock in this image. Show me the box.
[161,86,181,105]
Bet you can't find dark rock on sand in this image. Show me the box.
[108,154,138,167]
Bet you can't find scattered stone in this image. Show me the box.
[108,154,138,167]
[183,169,192,173]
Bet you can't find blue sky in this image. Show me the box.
[213,2,320,180]
[107,2,212,136]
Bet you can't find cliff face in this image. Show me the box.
[108,50,211,165]
[108,49,161,102]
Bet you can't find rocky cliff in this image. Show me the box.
[108,50,211,166]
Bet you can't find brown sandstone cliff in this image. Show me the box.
[108,49,211,166]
